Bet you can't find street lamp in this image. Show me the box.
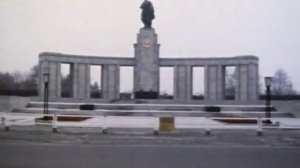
[264,77,272,124]
[43,73,49,116]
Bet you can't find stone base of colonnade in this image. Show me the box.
[29,97,263,105]
[15,97,294,119]
[14,97,294,119]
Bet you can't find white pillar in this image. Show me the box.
[217,65,225,100]
[205,65,225,100]
[174,65,192,100]
[205,65,217,100]
[102,65,120,100]
[71,63,90,99]
[235,64,259,101]
[70,63,78,98]
[236,64,247,100]
[248,64,259,100]
[38,60,48,97]
[48,62,61,98]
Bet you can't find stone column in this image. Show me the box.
[38,60,48,97]
[174,65,192,100]
[71,63,90,99]
[40,61,61,98]
[70,63,77,98]
[236,64,249,101]
[134,28,160,99]
[38,61,61,98]
[248,64,259,100]
[217,65,225,100]
[101,65,120,100]
[205,65,225,100]
[235,64,259,101]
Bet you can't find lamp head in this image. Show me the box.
[43,73,49,83]
[264,77,272,87]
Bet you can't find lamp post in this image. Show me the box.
[264,77,272,124]
[43,73,49,116]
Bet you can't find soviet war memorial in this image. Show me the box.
[1,1,300,168]
[38,3,259,102]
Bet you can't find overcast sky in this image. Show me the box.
[1,0,300,93]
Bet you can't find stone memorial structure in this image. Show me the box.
[134,28,160,99]
[38,1,259,102]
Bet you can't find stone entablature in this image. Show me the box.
[39,53,135,66]
[40,52,258,67]
[159,56,258,66]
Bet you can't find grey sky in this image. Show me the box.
[1,0,300,93]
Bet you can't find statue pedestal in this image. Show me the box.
[134,28,160,99]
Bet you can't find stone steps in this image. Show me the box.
[13,108,293,118]
[10,101,295,118]
[27,101,268,112]
[11,102,294,118]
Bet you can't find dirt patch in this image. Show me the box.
[214,118,257,124]
[35,116,91,122]
[214,118,280,125]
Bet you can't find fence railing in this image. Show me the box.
[0,112,293,136]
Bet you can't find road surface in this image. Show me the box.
[0,142,299,168]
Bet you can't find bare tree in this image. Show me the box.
[11,71,28,89]
[22,64,39,90]
[91,82,100,93]
[271,69,296,95]
[225,70,236,98]
[61,74,72,95]
[0,72,15,89]
[0,64,38,90]
[12,64,38,90]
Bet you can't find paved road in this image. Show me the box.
[0,142,299,168]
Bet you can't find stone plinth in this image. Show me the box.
[134,28,160,99]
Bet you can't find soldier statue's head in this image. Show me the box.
[140,0,155,28]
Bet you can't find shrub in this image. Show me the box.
[80,104,95,110]
[204,106,221,112]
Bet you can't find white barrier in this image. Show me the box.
[52,114,58,133]
[0,112,293,136]
[102,116,107,134]
[257,118,263,136]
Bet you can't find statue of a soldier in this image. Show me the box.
[140,0,155,28]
